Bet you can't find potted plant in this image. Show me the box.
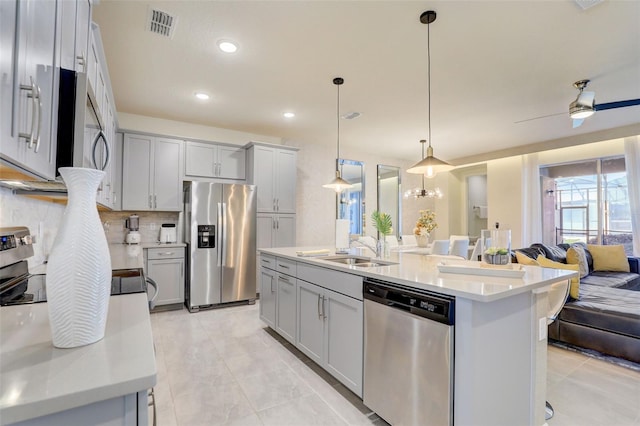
[372,210,393,258]
[414,209,438,247]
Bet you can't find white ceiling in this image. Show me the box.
[93,0,640,165]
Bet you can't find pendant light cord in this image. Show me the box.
[337,83,340,159]
[427,21,432,150]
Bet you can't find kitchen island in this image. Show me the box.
[0,243,156,425]
[259,247,578,426]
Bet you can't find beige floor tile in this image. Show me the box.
[237,367,315,412]
[257,393,347,426]
[173,381,254,426]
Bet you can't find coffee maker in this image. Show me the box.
[125,214,141,244]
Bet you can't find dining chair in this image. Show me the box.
[431,240,450,255]
[449,238,470,259]
[401,235,417,246]
[545,279,571,420]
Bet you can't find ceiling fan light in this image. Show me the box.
[569,100,595,119]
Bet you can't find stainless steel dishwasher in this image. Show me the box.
[363,277,455,426]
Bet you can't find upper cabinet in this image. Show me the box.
[0,0,59,179]
[59,0,91,72]
[122,134,183,212]
[184,141,245,180]
[247,143,298,214]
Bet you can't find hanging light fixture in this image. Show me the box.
[407,10,454,179]
[323,77,353,193]
[404,140,444,199]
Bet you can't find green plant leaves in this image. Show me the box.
[372,210,393,236]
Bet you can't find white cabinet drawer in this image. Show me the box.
[276,258,297,276]
[260,254,276,270]
[147,247,184,260]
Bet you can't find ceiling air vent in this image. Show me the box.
[147,8,177,38]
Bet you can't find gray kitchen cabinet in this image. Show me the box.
[296,278,363,397]
[184,141,245,180]
[257,213,296,249]
[0,0,58,179]
[122,134,183,211]
[145,247,185,307]
[275,257,297,344]
[59,0,91,72]
[259,255,277,327]
[247,143,298,214]
[10,391,148,426]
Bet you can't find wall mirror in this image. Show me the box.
[336,159,365,235]
[377,165,401,239]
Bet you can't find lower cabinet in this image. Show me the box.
[259,266,276,328]
[11,390,148,426]
[297,279,363,397]
[145,247,185,308]
[258,255,364,398]
[276,273,296,344]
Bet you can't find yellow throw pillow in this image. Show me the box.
[515,251,539,266]
[536,255,580,300]
[587,244,629,272]
[566,246,589,278]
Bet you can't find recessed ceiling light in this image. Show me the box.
[217,40,238,53]
[341,112,361,120]
[283,112,295,118]
[194,92,209,100]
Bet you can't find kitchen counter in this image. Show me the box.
[260,246,577,302]
[0,293,156,425]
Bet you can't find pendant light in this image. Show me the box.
[323,77,353,193]
[404,140,444,199]
[407,10,453,178]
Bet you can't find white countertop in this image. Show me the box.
[0,293,157,425]
[260,246,577,302]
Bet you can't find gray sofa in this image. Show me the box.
[514,242,640,364]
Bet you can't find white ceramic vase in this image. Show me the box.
[46,167,112,348]
[416,234,429,247]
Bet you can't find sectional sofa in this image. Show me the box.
[514,242,640,364]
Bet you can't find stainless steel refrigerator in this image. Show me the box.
[184,181,257,312]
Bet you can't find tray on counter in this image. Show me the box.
[437,262,526,278]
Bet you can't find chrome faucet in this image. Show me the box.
[350,238,381,258]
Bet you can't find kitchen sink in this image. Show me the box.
[323,256,398,268]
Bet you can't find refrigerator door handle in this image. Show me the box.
[221,202,228,266]
[217,202,223,267]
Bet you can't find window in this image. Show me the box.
[540,156,633,255]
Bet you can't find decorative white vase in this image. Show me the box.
[416,234,429,247]
[46,167,111,348]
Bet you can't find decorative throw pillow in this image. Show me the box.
[536,255,580,300]
[587,244,630,272]
[515,251,539,266]
[566,246,589,278]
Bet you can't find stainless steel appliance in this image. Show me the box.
[0,227,155,307]
[363,277,455,426]
[184,182,256,312]
[125,214,141,244]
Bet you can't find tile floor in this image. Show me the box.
[150,303,640,426]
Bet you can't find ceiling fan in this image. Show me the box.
[569,79,640,128]
[516,80,640,127]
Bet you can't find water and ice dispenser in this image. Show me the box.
[197,225,216,248]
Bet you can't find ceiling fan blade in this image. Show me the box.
[572,118,584,128]
[514,112,565,124]
[576,91,595,107]
[595,98,640,111]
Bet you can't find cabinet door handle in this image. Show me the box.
[272,218,276,229]
[154,195,157,209]
[149,195,153,208]
[273,198,276,211]
[322,296,327,320]
[278,263,289,269]
[18,77,37,148]
[32,83,42,153]
[276,218,279,229]
[76,52,86,69]
[158,252,175,256]
[278,275,290,282]
[270,276,275,293]
[276,198,279,211]
[317,293,322,319]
